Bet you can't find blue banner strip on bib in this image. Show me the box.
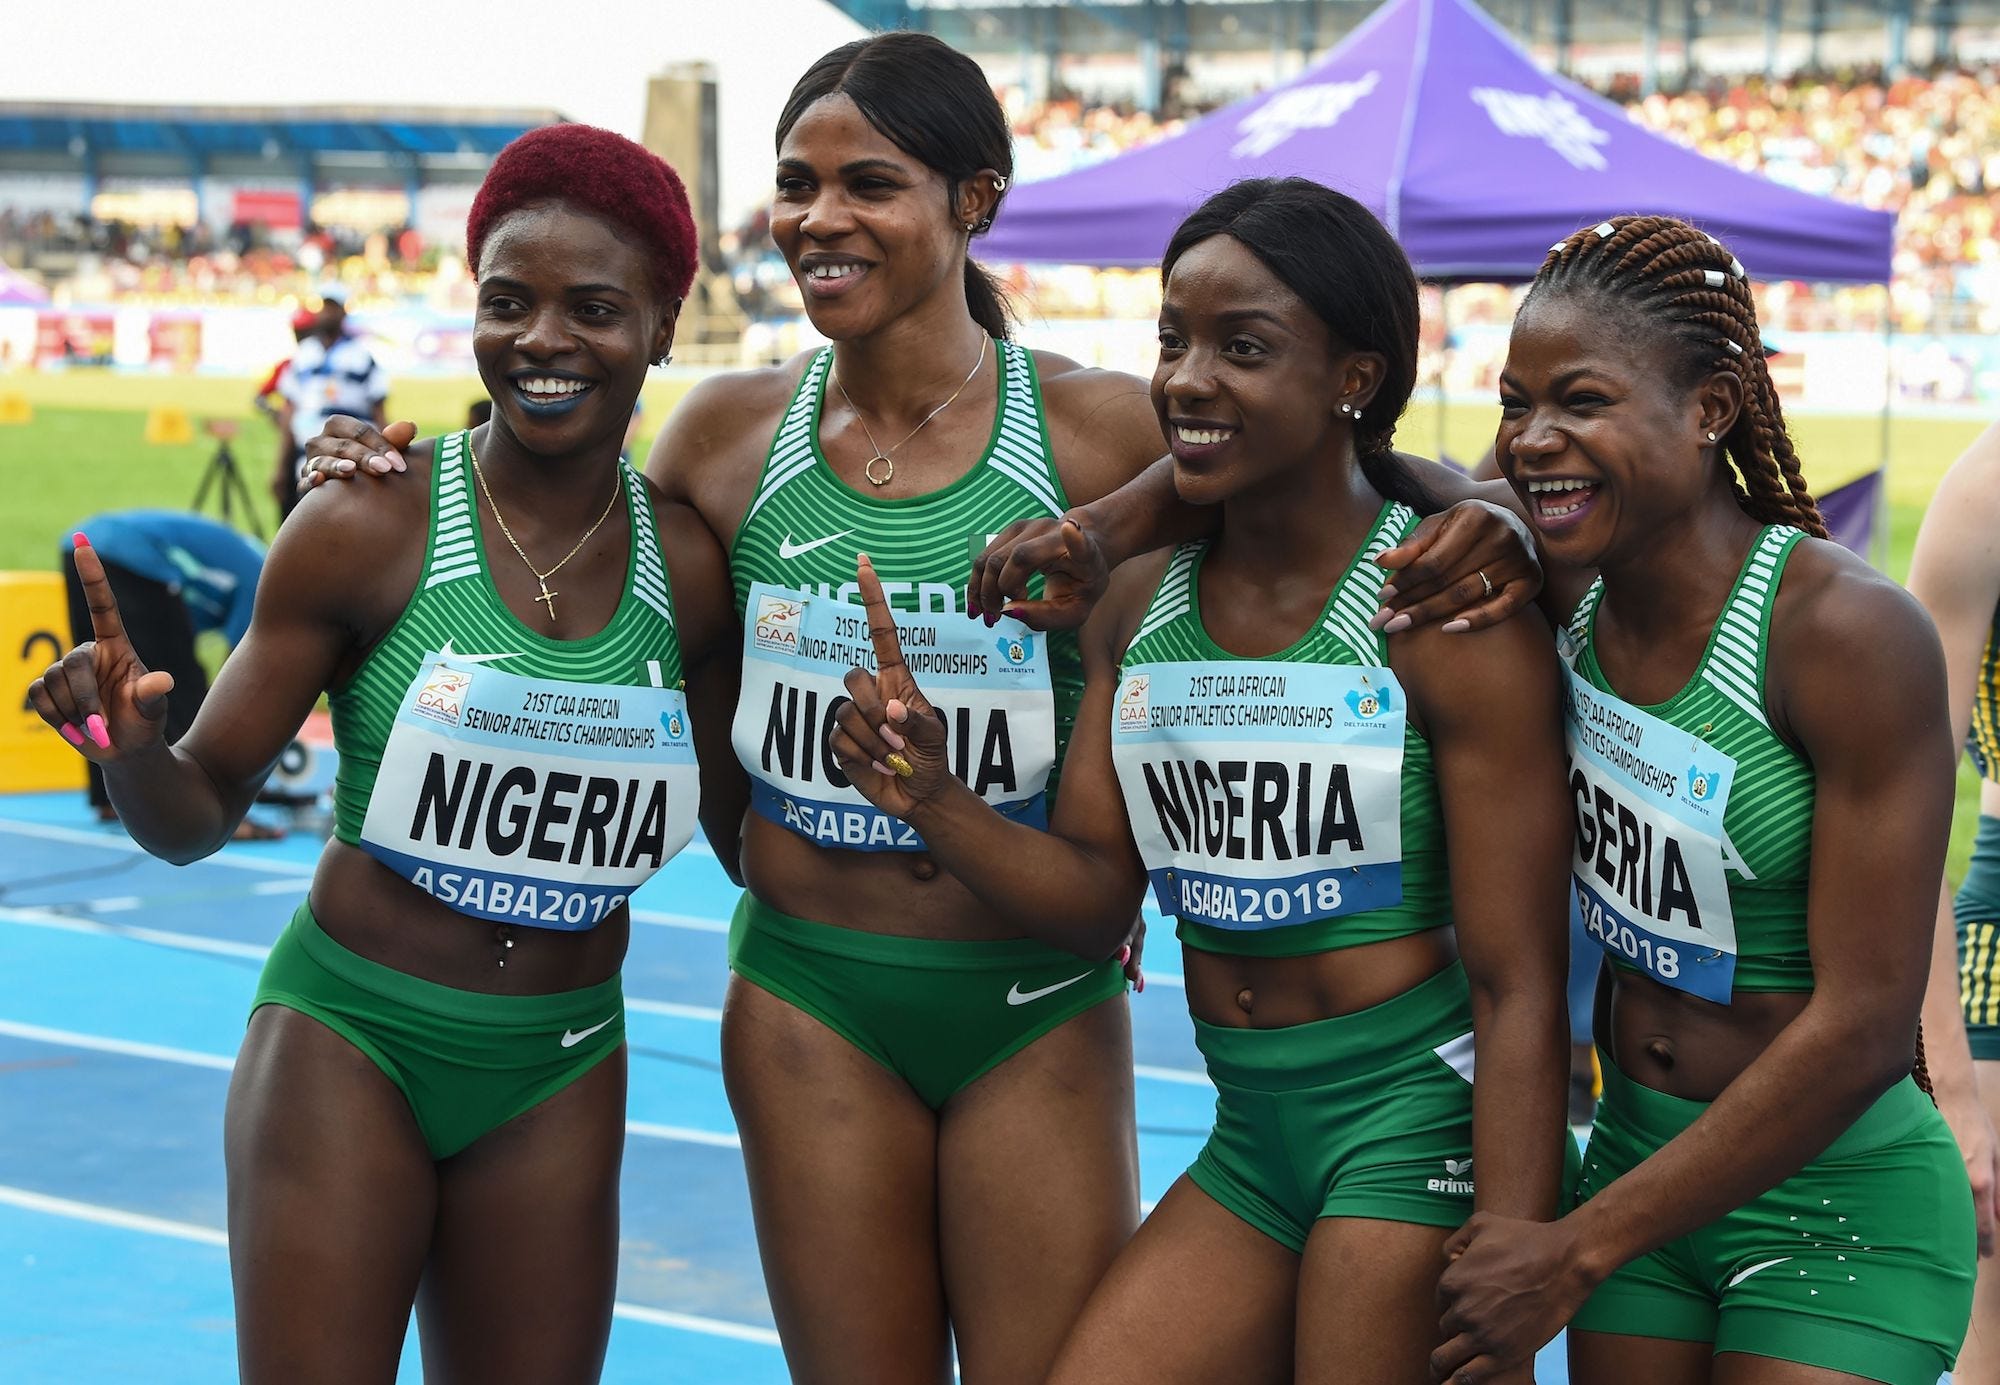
[748,781,1047,853]
[361,843,631,931]
[1575,876,1735,1003]
[1149,862,1403,930]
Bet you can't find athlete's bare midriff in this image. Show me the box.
[308,832,631,995]
[741,813,1054,942]
[1181,926,1460,1029]
[1599,966,1811,1102]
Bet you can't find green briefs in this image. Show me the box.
[250,903,626,1160]
[726,893,1125,1110]
[1956,813,2000,1060]
[1571,1053,1975,1384]
[1188,961,1578,1252]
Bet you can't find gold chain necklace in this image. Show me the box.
[832,334,989,487]
[467,431,622,622]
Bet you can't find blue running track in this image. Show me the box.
[0,790,1578,1382]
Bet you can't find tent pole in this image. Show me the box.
[1874,285,1893,572]
[1436,281,1450,464]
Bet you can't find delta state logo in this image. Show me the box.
[1116,674,1151,733]
[413,664,473,726]
[996,633,1035,666]
[753,594,805,655]
[1469,87,1611,171]
[1345,681,1393,720]
[661,710,687,741]
[1685,764,1724,804]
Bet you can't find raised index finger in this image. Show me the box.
[70,536,127,646]
[855,553,908,676]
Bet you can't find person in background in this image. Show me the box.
[1904,418,2000,1376]
[59,512,275,839]
[261,310,318,520]
[276,285,387,519]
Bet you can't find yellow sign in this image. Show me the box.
[0,392,30,425]
[145,406,195,445]
[0,571,87,793]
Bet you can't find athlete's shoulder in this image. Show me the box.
[265,435,440,639]
[1027,353,1162,502]
[1771,533,1946,741]
[663,353,813,444]
[1089,546,1177,666]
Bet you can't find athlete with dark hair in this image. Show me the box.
[1430,216,1975,1385]
[831,177,1575,1385]
[28,124,741,1384]
[299,38,1540,1382]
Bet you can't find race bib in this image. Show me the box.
[1563,662,1739,1001]
[731,583,1056,851]
[1111,661,1405,930]
[360,652,698,929]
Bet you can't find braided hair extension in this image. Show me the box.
[1526,216,1828,541]
[1534,219,1935,1098]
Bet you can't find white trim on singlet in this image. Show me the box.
[425,433,483,588]
[1131,543,1202,648]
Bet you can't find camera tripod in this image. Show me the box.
[191,423,265,540]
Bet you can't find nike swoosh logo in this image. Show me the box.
[1006,973,1094,1006]
[437,637,519,665]
[560,1015,618,1048]
[778,531,852,560]
[1727,1256,1793,1287]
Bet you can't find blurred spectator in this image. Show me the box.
[60,514,273,835]
[274,287,387,515]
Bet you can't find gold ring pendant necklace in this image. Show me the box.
[468,430,622,623]
[833,334,988,487]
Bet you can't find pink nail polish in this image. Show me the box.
[1117,945,1131,964]
[86,714,110,748]
[1136,971,1146,993]
[1384,613,1413,634]
[73,531,91,549]
[59,723,86,748]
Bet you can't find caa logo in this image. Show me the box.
[414,664,473,726]
[1685,764,1724,804]
[661,710,687,741]
[1116,675,1151,733]
[1345,682,1393,719]
[995,633,1035,666]
[753,594,805,655]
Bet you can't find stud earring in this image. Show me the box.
[964,221,977,232]
[1354,409,1363,422]
[1706,431,1718,442]
[1339,402,1354,415]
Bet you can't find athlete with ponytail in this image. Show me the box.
[1429,216,1975,1385]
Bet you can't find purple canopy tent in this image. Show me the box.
[0,263,48,306]
[981,0,1894,284]
[982,0,1895,559]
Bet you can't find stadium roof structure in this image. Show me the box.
[978,0,1895,282]
[0,103,561,169]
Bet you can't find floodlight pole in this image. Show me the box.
[1875,285,1893,573]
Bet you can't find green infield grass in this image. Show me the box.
[0,371,1989,876]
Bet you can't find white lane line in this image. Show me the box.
[0,1019,237,1072]
[0,1184,229,1246]
[86,896,144,913]
[0,1183,780,1345]
[0,818,312,876]
[631,909,729,934]
[626,1120,740,1149]
[1134,1063,1212,1088]
[627,998,726,1023]
[251,879,309,896]
[0,1020,743,1150]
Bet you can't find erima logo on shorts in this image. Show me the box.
[1427,1157,1474,1195]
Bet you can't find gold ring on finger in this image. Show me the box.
[884,752,914,779]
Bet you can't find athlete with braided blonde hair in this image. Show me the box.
[1429,215,1975,1385]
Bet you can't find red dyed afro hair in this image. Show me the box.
[466,124,698,305]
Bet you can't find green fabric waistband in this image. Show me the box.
[1190,960,1472,1092]
[1596,1049,1933,1163]
[289,902,622,1027]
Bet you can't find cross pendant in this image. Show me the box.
[536,580,558,621]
